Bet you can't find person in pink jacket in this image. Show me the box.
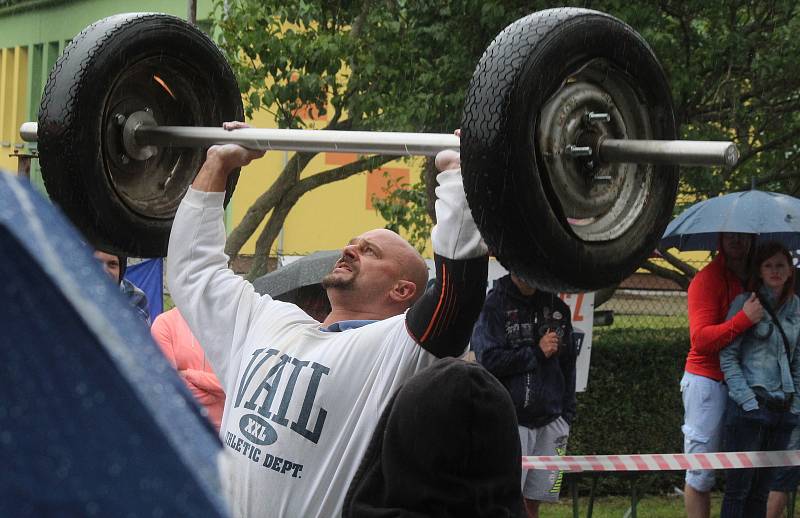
[152,307,225,431]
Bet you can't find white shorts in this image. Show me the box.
[681,371,727,492]
[519,416,570,502]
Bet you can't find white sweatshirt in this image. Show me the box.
[168,189,437,517]
[167,170,486,518]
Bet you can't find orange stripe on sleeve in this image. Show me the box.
[419,263,448,342]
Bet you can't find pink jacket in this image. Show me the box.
[152,308,225,431]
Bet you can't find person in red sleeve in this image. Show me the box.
[682,232,764,518]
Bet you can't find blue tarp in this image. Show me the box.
[126,257,164,322]
[0,172,228,517]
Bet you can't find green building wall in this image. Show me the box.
[0,0,412,258]
[0,0,213,189]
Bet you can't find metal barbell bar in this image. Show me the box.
[21,9,739,286]
[19,118,739,168]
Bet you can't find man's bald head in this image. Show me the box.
[323,228,429,319]
[384,231,429,306]
[359,229,428,300]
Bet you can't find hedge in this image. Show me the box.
[567,327,691,496]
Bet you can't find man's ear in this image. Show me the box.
[389,280,417,304]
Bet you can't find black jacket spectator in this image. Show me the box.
[471,275,576,428]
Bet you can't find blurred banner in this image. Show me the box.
[559,292,595,392]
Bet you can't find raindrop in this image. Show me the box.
[128,433,142,446]
[54,460,71,479]
[75,382,88,395]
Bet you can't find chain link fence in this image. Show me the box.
[588,191,707,341]
[594,258,712,342]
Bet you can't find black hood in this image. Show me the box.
[343,358,523,518]
[489,275,531,304]
[117,254,127,283]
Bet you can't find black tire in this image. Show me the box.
[38,13,242,257]
[461,8,678,292]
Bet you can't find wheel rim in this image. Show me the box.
[101,55,210,219]
[536,58,655,242]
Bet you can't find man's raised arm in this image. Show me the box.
[167,131,266,378]
[406,149,489,357]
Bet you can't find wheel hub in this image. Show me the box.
[102,56,208,220]
[536,60,654,242]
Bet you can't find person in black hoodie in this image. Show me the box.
[471,273,576,518]
[342,357,524,518]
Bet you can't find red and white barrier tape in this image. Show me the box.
[522,450,800,472]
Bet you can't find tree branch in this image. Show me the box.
[655,247,698,278]
[738,128,800,164]
[224,150,316,260]
[640,259,691,290]
[753,161,800,187]
[247,195,296,280]
[298,154,396,189]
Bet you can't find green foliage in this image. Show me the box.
[341,1,800,251]
[212,1,354,125]
[599,0,800,201]
[569,328,690,495]
[211,1,535,131]
[371,172,431,253]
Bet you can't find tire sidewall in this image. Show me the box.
[39,13,243,257]
[463,9,678,291]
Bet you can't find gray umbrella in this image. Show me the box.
[660,190,800,251]
[253,250,342,297]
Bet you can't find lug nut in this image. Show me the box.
[114,114,126,126]
[566,145,592,158]
[585,112,611,123]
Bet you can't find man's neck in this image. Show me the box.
[322,307,395,327]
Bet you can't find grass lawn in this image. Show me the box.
[601,314,688,330]
[593,314,689,342]
[539,492,723,517]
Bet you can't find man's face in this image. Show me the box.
[322,229,405,298]
[94,250,121,282]
[721,232,752,261]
